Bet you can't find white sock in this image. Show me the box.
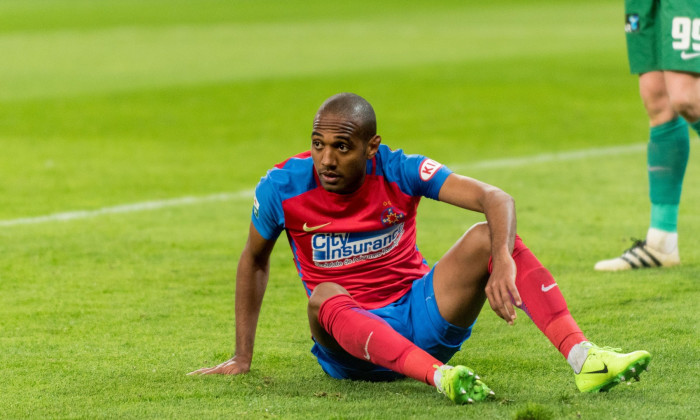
[567,342,591,374]
[433,364,452,391]
[646,228,678,254]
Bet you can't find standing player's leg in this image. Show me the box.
[646,71,700,253]
[665,71,700,138]
[595,71,700,271]
[595,71,688,270]
[595,0,699,271]
[665,71,700,124]
[433,223,650,392]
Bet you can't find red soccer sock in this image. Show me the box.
[318,294,441,386]
[510,236,587,358]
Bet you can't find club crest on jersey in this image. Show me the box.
[419,158,442,181]
[381,207,405,227]
[311,223,404,268]
[625,14,639,33]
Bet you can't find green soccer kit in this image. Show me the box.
[625,0,700,74]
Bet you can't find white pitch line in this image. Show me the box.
[0,143,645,228]
[448,143,646,172]
[0,191,253,228]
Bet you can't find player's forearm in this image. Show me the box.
[481,187,516,260]
[437,174,517,254]
[233,252,270,364]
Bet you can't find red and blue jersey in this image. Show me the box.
[252,144,452,309]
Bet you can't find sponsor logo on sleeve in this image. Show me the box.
[419,158,442,182]
[253,195,260,218]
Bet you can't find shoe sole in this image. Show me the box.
[588,355,651,392]
[594,260,680,272]
[442,367,495,404]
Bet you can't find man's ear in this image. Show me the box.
[366,135,381,159]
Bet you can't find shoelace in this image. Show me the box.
[584,343,622,353]
[624,238,646,254]
[433,364,450,394]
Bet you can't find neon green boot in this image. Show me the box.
[575,343,651,392]
[437,365,494,404]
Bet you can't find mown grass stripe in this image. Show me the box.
[0,143,645,228]
[0,4,619,101]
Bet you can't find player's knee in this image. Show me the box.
[639,76,674,122]
[668,91,700,121]
[641,91,672,121]
[465,222,491,256]
[307,282,348,314]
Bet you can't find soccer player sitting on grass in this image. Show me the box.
[190,93,651,403]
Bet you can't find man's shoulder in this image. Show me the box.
[273,151,313,170]
[263,151,313,182]
[374,144,430,178]
[256,151,316,200]
[375,144,426,167]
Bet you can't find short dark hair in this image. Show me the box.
[316,93,377,141]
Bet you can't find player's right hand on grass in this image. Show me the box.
[187,355,250,375]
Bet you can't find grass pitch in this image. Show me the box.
[1,1,698,418]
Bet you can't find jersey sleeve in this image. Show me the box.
[251,173,285,241]
[378,146,453,200]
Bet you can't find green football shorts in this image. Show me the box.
[625,0,700,74]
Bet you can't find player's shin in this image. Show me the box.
[509,237,587,360]
[648,116,689,234]
[318,294,440,386]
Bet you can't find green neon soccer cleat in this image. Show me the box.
[575,343,651,392]
[438,365,494,404]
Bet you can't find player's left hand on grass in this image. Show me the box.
[187,356,250,376]
[484,255,520,325]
